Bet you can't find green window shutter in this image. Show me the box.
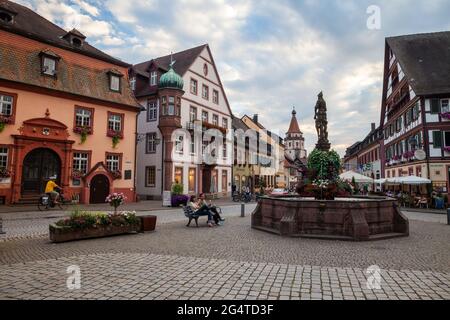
[433,131,442,148]
[430,99,440,114]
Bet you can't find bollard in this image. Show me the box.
[447,208,450,226]
[241,203,245,217]
[0,217,5,234]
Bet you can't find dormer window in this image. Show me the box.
[150,71,157,86]
[0,11,12,23]
[107,70,123,92]
[43,57,56,76]
[39,50,60,78]
[0,7,16,24]
[63,29,86,48]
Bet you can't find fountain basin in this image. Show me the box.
[251,196,409,241]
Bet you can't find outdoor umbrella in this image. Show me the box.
[393,176,431,185]
[339,171,374,184]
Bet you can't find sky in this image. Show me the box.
[14,0,450,156]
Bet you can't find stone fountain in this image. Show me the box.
[251,92,409,241]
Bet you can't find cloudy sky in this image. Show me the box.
[15,0,450,156]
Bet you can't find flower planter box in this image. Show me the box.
[140,215,157,232]
[49,223,141,243]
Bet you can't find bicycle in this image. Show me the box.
[38,189,70,211]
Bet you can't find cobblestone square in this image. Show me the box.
[0,205,449,300]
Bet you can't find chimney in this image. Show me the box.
[371,123,376,132]
[253,114,259,123]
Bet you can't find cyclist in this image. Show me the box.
[45,175,61,204]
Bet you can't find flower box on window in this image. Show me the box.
[0,115,13,133]
[71,170,84,180]
[0,167,11,179]
[73,126,92,143]
[444,146,450,154]
[107,129,123,139]
[440,112,450,120]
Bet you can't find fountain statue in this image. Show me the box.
[314,92,331,152]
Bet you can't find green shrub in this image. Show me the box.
[171,182,184,195]
[307,149,341,181]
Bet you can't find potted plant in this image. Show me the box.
[105,192,126,213]
[0,115,12,133]
[49,209,141,243]
[170,182,188,207]
[74,126,92,144]
[71,170,83,180]
[108,129,123,148]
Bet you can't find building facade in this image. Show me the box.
[343,123,382,190]
[132,45,233,199]
[284,108,307,189]
[241,114,285,189]
[381,32,450,194]
[0,0,139,205]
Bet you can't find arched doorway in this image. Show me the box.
[22,148,61,195]
[90,174,110,204]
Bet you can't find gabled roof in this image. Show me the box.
[387,31,450,95]
[232,115,249,131]
[0,0,129,67]
[133,44,207,79]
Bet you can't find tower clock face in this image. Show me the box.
[203,63,208,76]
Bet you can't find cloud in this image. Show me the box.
[15,0,450,157]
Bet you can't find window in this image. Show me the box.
[106,154,121,172]
[433,131,442,148]
[223,143,227,159]
[213,90,219,104]
[0,11,13,23]
[175,135,184,153]
[222,118,228,129]
[190,134,195,154]
[188,168,196,192]
[0,147,8,168]
[190,79,198,95]
[146,132,157,153]
[110,75,120,92]
[431,99,440,114]
[108,113,122,132]
[168,96,175,115]
[445,131,450,148]
[147,100,157,121]
[174,167,183,184]
[0,94,13,116]
[441,99,449,113]
[150,71,157,86]
[189,106,197,122]
[73,152,89,174]
[75,107,92,127]
[43,57,56,76]
[203,63,208,76]
[202,84,209,100]
[222,170,228,191]
[202,111,208,123]
[130,77,136,90]
[145,166,156,187]
[212,114,219,126]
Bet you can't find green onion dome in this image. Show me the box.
[158,65,184,90]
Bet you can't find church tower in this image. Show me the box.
[285,107,307,160]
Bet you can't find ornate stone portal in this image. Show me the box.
[314,92,331,152]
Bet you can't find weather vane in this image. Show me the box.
[169,51,176,68]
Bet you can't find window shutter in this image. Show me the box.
[433,131,442,148]
[430,99,440,114]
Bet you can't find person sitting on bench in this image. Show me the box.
[187,195,215,227]
[198,193,225,225]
